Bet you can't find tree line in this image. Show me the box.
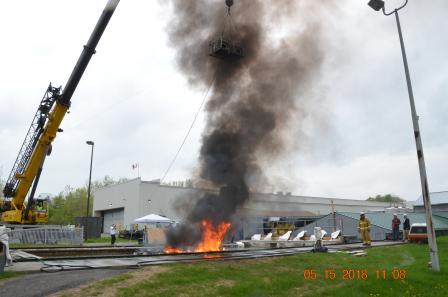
[0,174,127,225]
[47,176,128,225]
[366,194,405,203]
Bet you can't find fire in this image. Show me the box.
[195,220,231,253]
[164,220,231,254]
[202,254,222,259]
[163,247,184,254]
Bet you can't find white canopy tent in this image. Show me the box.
[134,214,174,246]
[134,214,173,224]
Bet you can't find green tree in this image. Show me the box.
[48,187,89,225]
[47,176,128,225]
[366,194,405,203]
[92,175,129,189]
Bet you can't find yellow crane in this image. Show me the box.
[0,0,120,224]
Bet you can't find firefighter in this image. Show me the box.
[358,212,371,246]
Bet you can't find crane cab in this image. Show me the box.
[0,197,49,224]
[30,197,49,224]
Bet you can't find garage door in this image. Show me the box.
[103,208,124,233]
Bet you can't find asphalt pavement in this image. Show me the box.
[0,268,129,297]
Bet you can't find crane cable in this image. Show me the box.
[160,74,216,183]
[221,3,238,40]
[160,1,238,183]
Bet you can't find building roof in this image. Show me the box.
[250,192,391,207]
[237,208,318,217]
[338,212,448,230]
[434,212,448,219]
[415,191,448,206]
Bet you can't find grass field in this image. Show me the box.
[84,237,138,244]
[0,271,24,282]
[55,237,447,297]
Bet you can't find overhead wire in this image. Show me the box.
[160,74,216,183]
[159,3,238,183]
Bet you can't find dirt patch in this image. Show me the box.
[216,279,236,287]
[50,265,169,297]
[262,277,271,284]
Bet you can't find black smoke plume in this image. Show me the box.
[165,0,329,248]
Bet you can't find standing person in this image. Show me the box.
[392,214,401,241]
[403,214,410,242]
[110,224,116,246]
[0,225,13,268]
[358,212,371,246]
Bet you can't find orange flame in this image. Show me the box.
[164,220,231,254]
[202,254,222,259]
[164,247,184,254]
[195,220,231,253]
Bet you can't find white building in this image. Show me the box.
[414,191,448,213]
[93,178,392,235]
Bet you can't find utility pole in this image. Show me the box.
[86,141,95,217]
[368,0,439,271]
[85,140,94,239]
[331,200,336,232]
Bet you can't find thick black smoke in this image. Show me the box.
[165,0,328,248]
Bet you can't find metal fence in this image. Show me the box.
[7,227,83,245]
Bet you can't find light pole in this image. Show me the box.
[368,0,440,271]
[86,141,95,217]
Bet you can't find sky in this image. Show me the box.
[0,0,446,202]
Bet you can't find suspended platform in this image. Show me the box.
[209,37,244,60]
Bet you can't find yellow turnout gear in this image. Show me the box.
[358,218,371,245]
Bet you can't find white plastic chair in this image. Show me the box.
[293,230,306,240]
[263,233,273,241]
[331,230,341,240]
[278,231,292,241]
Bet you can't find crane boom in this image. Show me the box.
[1,0,120,224]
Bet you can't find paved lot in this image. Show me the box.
[0,268,129,297]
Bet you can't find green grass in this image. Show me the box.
[84,237,138,244]
[96,237,448,297]
[83,274,134,297]
[0,271,25,281]
[10,243,75,249]
[10,237,137,248]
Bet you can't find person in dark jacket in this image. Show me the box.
[392,214,401,241]
[403,214,410,242]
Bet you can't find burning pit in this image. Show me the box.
[164,220,231,254]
